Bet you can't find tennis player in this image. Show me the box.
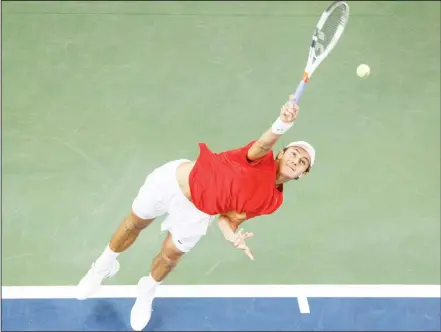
[76,94,315,331]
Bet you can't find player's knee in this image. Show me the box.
[160,250,181,268]
[125,211,153,231]
[160,235,186,265]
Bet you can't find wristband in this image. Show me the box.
[271,117,294,135]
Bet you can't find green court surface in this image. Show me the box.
[2,1,440,287]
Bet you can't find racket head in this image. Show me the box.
[306,1,349,77]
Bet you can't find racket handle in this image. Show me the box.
[291,80,307,104]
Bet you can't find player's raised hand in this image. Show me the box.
[280,94,299,123]
[234,228,254,261]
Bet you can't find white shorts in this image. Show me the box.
[132,159,215,253]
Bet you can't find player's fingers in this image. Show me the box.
[235,237,247,247]
[284,110,294,120]
[234,238,242,247]
[244,247,254,261]
[244,232,254,239]
[237,243,248,251]
[291,110,298,119]
[235,229,243,240]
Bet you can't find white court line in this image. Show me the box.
[297,296,310,314]
[2,284,440,300]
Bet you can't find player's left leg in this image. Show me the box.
[130,225,209,331]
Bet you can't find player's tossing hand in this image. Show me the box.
[234,228,254,261]
[280,94,299,123]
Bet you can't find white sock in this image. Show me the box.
[139,274,161,294]
[94,245,119,270]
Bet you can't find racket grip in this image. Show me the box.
[291,80,307,104]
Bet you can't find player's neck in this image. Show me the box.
[275,159,287,185]
[275,176,288,186]
[275,169,289,186]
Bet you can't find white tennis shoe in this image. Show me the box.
[130,276,157,331]
[76,260,120,300]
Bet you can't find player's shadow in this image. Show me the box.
[83,300,128,331]
[142,301,167,331]
[141,299,185,331]
[82,299,182,331]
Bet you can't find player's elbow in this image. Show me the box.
[255,140,272,152]
[228,221,240,232]
[229,215,247,231]
[247,140,271,161]
[220,212,246,231]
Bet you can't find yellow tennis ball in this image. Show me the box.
[357,64,370,78]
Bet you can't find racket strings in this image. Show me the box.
[316,5,348,56]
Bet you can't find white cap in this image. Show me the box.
[285,141,316,167]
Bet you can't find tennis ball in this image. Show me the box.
[357,64,370,78]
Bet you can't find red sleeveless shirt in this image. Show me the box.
[188,141,283,219]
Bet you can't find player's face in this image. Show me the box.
[277,146,311,180]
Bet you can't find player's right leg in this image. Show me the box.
[130,216,213,331]
[130,231,189,330]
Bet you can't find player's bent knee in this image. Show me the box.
[125,211,154,231]
[163,235,186,255]
[160,251,180,268]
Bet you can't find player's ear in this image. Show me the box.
[276,148,287,160]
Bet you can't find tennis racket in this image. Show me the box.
[291,1,350,104]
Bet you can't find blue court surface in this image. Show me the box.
[2,285,440,331]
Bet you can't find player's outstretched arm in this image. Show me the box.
[218,214,254,260]
[247,94,299,162]
[217,213,245,241]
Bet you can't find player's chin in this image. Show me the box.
[282,168,301,181]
